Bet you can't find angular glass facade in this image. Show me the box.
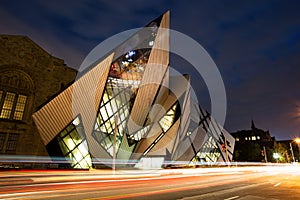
[92,21,160,157]
[192,136,221,163]
[52,116,92,169]
[34,11,235,169]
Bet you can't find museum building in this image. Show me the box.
[23,11,234,169]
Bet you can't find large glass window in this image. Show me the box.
[159,103,179,133]
[142,103,180,156]
[56,117,92,169]
[192,136,221,163]
[92,22,160,158]
[0,91,27,120]
[0,92,15,119]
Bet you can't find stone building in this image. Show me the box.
[231,121,277,162]
[0,34,77,160]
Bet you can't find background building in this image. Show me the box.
[0,35,77,165]
[231,121,277,162]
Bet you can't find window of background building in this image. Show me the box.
[0,132,19,154]
[0,133,5,151]
[0,91,27,120]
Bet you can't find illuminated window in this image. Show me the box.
[159,104,178,132]
[257,136,260,140]
[57,117,92,169]
[252,136,256,140]
[143,103,180,156]
[192,136,221,164]
[129,125,151,141]
[0,92,15,119]
[13,95,27,120]
[0,91,27,120]
[245,137,248,140]
[236,137,239,141]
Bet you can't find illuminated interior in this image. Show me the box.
[191,136,221,163]
[0,92,15,119]
[13,95,27,120]
[0,91,27,120]
[92,22,160,157]
[143,103,180,156]
[109,49,150,81]
[129,125,151,141]
[57,116,92,169]
[159,104,178,132]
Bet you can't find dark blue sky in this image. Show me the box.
[1,0,300,140]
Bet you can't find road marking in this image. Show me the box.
[274,182,281,187]
[224,196,239,200]
[180,182,268,200]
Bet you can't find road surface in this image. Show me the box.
[1,165,300,199]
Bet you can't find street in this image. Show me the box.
[1,165,300,199]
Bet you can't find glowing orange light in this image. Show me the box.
[294,138,300,143]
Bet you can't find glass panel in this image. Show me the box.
[58,139,69,155]
[63,135,76,150]
[78,141,89,156]
[13,95,27,120]
[192,136,221,164]
[70,130,81,145]
[159,104,177,132]
[72,148,83,162]
[105,102,115,118]
[0,92,15,119]
[100,107,108,121]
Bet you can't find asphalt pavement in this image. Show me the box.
[1,165,300,199]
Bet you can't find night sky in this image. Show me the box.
[1,0,300,140]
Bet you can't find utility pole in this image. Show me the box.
[290,142,295,163]
[263,146,268,163]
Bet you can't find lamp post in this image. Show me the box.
[290,142,295,163]
[289,138,300,163]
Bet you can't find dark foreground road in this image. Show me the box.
[1,165,300,199]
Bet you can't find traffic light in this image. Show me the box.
[221,143,226,151]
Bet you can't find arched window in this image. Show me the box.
[0,68,34,154]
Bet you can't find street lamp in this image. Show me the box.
[289,138,300,163]
[273,153,280,163]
